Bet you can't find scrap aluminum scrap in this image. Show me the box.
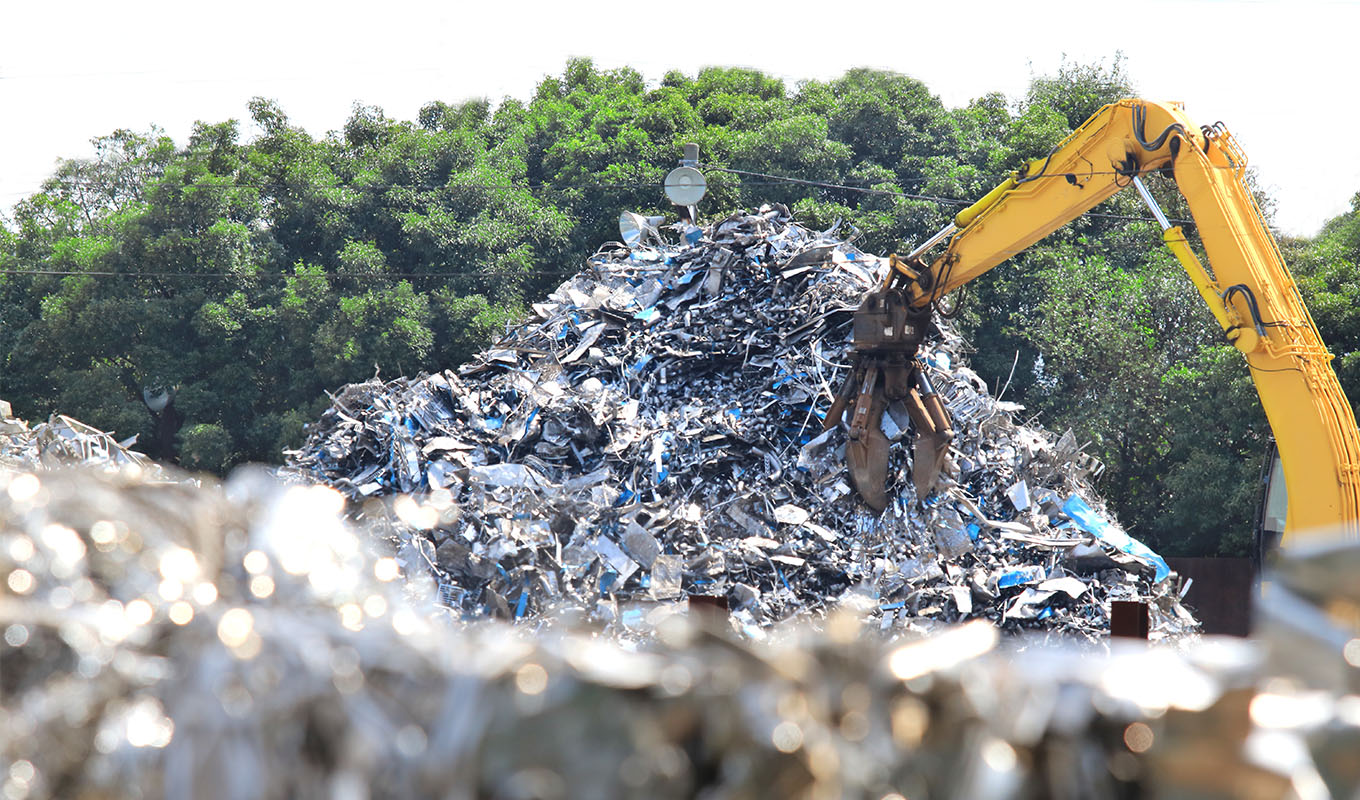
[288,206,1194,639]
[0,399,158,476]
[2,466,1358,800]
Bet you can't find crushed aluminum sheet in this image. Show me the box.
[1,401,161,477]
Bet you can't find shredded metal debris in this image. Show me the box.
[286,207,1192,639]
[0,464,1356,800]
[1,400,158,476]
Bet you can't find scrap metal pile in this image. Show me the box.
[1,465,1357,800]
[288,207,1194,639]
[0,399,158,476]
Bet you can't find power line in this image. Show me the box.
[4,179,666,195]
[704,164,1200,226]
[704,165,970,205]
[0,268,586,280]
[12,155,1254,199]
[6,170,1200,227]
[4,174,949,196]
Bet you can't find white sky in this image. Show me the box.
[2,0,1357,237]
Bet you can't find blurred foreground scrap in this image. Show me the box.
[3,465,1360,800]
[288,207,1191,639]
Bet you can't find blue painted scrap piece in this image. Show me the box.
[966,524,981,541]
[997,565,1045,589]
[926,351,952,371]
[1062,495,1171,583]
[629,353,654,375]
[634,306,661,323]
[515,591,529,619]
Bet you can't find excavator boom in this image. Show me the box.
[886,99,1360,544]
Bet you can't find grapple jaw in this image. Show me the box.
[824,286,954,511]
[845,372,892,512]
[907,368,954,500]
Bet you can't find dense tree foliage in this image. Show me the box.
[4,56,1358,556]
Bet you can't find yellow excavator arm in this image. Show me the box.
[886,99,1360,544]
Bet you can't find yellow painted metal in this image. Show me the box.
[905,99,1360,544]
[1160,226,1240,342]
[884,253,922,289]
[1174,123,1360,541]
[954,176,1018,229]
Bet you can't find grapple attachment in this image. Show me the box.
[824,286,954,511]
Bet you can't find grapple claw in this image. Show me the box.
[847,387,891,513]
[910,368,954,499]
[912,432,950,500]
